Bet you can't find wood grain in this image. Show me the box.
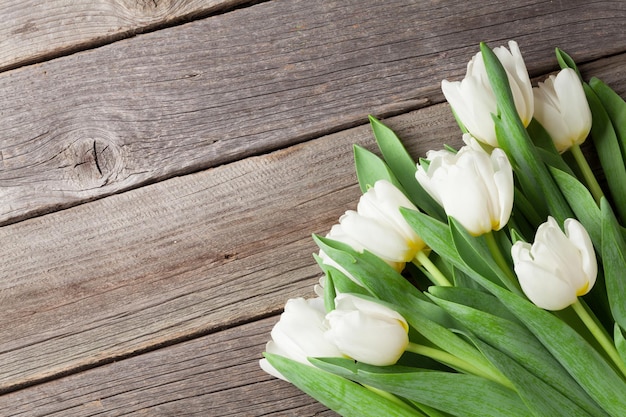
[0,104,461,393]
[2,0,626,226]
[0,0,248,71]
[1,45,626,399]
[0,316,338,416]
[3,1,626,414]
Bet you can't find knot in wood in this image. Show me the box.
[117,0,172,19]
[62,128,122,190]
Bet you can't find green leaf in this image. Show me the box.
[368,115,446,220]
[550,167,602,249]
[401,208,510,293]
[354,144,404,193]
[589,77,626,156]
[313,253,371,297]
[449,263,483,291]
[401,297,499,379]
[313,235,427,307]
[448,218,521,294]
[312,358,532,417]
[495,117,547,219]
[411,403,452,417]
[472,339,596,417]
[585,83,626,223]
[427,286,519,324]
[315,232,498,381]
[469,273,626,416]
[447,218,496,279]
[428,288,610,417]
[449,107,469,136]
[355,292,503,386]
[400,208,465,271]
[527,118,575,175]
[615,324,626,365]
[323,269,336,312]
[265,354,424,417]
[478,42,518,122]
[315,233,498,380]
[555,47,582,79]
[481,42,572,224]
[601,198,626,331]
[510,186,542,238]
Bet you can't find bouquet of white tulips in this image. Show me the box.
[260,40,626,417]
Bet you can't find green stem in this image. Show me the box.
[571,299,626,379]
[570,144,604,205]
[484,231,522,294]
[406,342,514,390]
[413,250,452,287]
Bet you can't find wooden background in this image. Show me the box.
[0,0,625,415]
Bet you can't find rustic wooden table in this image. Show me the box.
[0,0,625,415]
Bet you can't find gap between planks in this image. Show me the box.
[0,315,339,416]
[0,0,264,73]
[0,102,462,395]
[0,51,625,396]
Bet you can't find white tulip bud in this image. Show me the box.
[533,68,592,153]
[441,40,533,147]
[511,217,597,311]
[325,294,409,366]
[259,297,343,381]
[321,180,424,268]
[415,135,514,236]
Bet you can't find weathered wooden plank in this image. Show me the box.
[0,316,338,416]
[0,102,461,393]
[2,0,626,225]
[0,0,248,71]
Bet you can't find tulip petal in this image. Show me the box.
[533,68,592,152]
[325,294,409,366]
[511,217,597,310]
[437,162,494,236]
[416,139,514,236]
[259,358,286,381]
[491,149,514,229]
[340,210,415,262]
[357,180,423,247]
[269,298,343,365]
[564,218,597,291]
[534,85,571,152]
[554,69,592,145]
[514,258,578,310]
[442,41,532,147]
[494,41,533,125]
[325,223,405,273]
[326,311,408,366]
[336,292,408,329]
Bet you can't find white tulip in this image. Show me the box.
[325,294,409,366]
[259,297,343,381]
[321,180,425,267]
[415,135,514,236]
[511,217,597,311]
[441,40,533,147]
[533,68,592,153]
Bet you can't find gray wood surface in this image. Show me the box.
[2,0,626,226]
[0,317,336,416]
[0,104,461,394]
[0,0,247,71]
[1,0,626,415]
